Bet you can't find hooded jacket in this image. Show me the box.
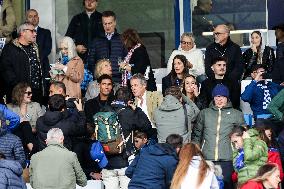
[126,143,178,189]
[0,129,25,168]
[0,159,27,189]
[154,95,199,143]
[192,101,245,161]
[36,110,86,151]
[233,129,268,184]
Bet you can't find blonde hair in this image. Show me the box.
[59,36,77,59]
[94,59,112,79]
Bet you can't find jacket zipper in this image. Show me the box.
[201,139,205,151]
[215,108,221,161]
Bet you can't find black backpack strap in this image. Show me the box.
[183,104,188,132]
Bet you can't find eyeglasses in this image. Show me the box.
[24,91,32,96]
[24,29,37,33]
[213,32,225,36]
[181,41,193,45]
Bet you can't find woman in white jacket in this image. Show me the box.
[170,143,219,189]
[167,33,205,82]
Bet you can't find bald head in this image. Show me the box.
[197,0,212,13]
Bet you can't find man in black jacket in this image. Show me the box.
[84,74,114,124]
[26,9,52,105]
[271,57,284,86]
[205,24,244,81]
[65,0,103,61]
[199,56,240,109]
[0,22,44,104]
[36,94,86,151]
[87,11,127,82]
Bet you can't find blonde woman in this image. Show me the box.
[241,163,281,189]
[85,59,119,100]
[50,36,84,98]
[171,143,219,189]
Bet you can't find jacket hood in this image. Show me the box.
[0,159,23,176]
[43,111,64,126]
[0,128,7,136]
[248,128,260,138]
[159,95,182,111]
[146,143,178,159]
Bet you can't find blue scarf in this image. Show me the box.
[235,148,245,171]
[62,55,69,65]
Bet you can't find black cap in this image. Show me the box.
[273,24,284,31]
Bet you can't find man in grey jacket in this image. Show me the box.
[29,128,87,189]
[192,84,244,189]
[154,86,199,143]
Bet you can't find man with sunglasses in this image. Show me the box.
[205,24,244,82]
[0,22,44,105]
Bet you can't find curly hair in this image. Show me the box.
[11,82,31,105]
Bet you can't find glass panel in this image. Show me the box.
[55,0,175,68]
[192,0,267,48]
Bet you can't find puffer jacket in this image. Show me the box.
[233,129,268,184]
[126,143,178,189]
[154,95,199,143]
[0,129,26,168]
[0,159,27,189]
[192,101,245,161]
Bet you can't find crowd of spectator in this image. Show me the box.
[1,0,284,189]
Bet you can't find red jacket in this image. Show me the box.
[268,149,284,180]
[241,181,263,189]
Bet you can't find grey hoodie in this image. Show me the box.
[153,95,200,143]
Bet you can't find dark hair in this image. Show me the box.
[11,82,30,105]
[115,87,132,104]
[0,152,6,159]
[212,56,228,66]
[170,55,189,85]
[229,125,247,138]
[48,94,66,111]
[182,74,196,95]
[121,28,143,50]
[166,134,183,149]
[251,64,265,73]
[251,30,262,48]
[102,10,116,20]
[256,127,271,147]
[97,74,113,84]
[165,86,182,101]
[51,81,66,95]
[134,131,147,139]
[82,0,98,6]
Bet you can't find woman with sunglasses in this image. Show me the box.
[7,82,45,133]
[166,33,205,83]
